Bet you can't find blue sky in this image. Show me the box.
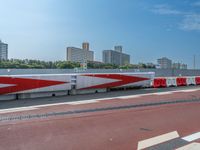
[0,0,200,68]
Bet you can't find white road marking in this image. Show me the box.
[182,132,200,142]
[172,88,200,93]
[179,89,199,93]
[118,93,159,99]
[1,88,200,112]
[93,98,115,101]
[66,100,99,105]
[0,107,38,114]
[137,131,179,150]
[153,91,173,95]
[176,143,200,150]
[118,95,142,99]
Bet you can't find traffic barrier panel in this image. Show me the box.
[0,74,72,95]
[195,77,200,85]
[153,78,167,88]
[186,77,196,85]
[76,72,154,90]
[166,77,177,87]
[160,78,167,87]
[176,77,187,86]
[153,78,161,88]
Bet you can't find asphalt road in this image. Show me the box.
[1,86,200,150]
[0,85,200,109]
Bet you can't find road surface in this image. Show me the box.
[0,86,200,150]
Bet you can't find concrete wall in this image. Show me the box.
[0,69,200,77]
[139,69,200,77]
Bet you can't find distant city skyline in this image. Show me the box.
[66,42,94,63]
[102,46,130,66]
[0,0,200,69]
[0,40,8,60]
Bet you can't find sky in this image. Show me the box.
[0,0,200,68]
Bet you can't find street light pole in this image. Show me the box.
[194,55,196,70]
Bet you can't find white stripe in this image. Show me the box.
[118,93,155,99]
[0,84,15,88]
[179,89,199,92]
[137,131,179,150]
[1,88,200,112]
[92,97,114,101]
[173,88,200,93]
[66,100,98,105]
[0,107,38,114]
[119,95,142,99]
[153,91,173,95]
[182,132,200,142]
[176,143,200,150]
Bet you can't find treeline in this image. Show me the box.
[0,59,156,69]
[0,59,80,69]
[87,62,155,69]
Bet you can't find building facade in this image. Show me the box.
[82,42,89,51]
[66,42,94,63]
[181,64,188,69]
[114,46,122,53]
[102,46,130,65]
[157,57,172,69]
[0,40,8,60]
[172,63,188,69]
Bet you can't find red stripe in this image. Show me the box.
[81,74,149,89]
[0,77,67,95]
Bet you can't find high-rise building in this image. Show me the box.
[181,64,187,69]
[82,42,89,51]
[0,40,8,60]
[114,46,122,53]
[172,62,187,69]
[157,57,172,69]
[66,42,94,63]
[172,62,181,69]
[102,46,130,65]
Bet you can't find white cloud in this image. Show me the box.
[180,14,200,31]
[152,4,182,15]
[151,3,200,31]
[192,1,200,7]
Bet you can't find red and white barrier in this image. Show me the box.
[0,74,71,95]
[186,77,196,85]
[0,72,200,100]
[76,72,154,90]
[176,77,187,86]
[195,77,200,85]
[152,78,167,88]
[0,72,155,96]
[153,76,200,88]
[166,77,177,87]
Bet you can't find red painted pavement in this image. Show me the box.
[0,90,200,150]
[1,89,200,117]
